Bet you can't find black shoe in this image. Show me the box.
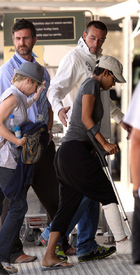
[78,245,116,262]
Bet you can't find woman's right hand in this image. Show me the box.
[17,137,26,147]
[102,141,119,155]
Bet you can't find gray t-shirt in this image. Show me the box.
[63,77,103,143]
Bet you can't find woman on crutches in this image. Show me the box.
[41,55,131,271]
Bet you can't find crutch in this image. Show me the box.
[87,130,132,236]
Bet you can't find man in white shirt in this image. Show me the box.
[123,81,140,264]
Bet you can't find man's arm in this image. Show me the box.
[0,63,14,95]
[47,106,53,144]
[47,52,80,126]
[47,107,53,131]
[123,81,140,193]
[58,106,71,127]
[130,127,140,191]
[43,67,50,91]
[119,121,132,140]
[109,98,124,124]
[109,98,131,139]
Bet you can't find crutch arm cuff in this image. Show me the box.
[88,124,100,137]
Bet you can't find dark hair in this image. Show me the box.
[94,67,105,76]
[11,18,36,39]
[86,20,108,35]
[94,67,113,76]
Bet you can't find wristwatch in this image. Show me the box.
[133,190,139,197]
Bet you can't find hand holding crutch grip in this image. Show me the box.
[87,124,132,236]
[87,127,109,168]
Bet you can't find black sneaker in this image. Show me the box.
[78,245,116,262]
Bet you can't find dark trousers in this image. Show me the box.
[51,141,117,235]
[0,188,4,216]
[1,140,60,262]
[132,196,140,264]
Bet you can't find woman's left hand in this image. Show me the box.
[33,81,46,102]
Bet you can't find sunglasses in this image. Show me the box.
[108,72,118,83]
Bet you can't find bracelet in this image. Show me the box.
[133,190,139,197]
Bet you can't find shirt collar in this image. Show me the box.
[77,37,102,59]
[14,52,36,64]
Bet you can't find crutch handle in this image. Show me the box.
[87,131,109,167]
